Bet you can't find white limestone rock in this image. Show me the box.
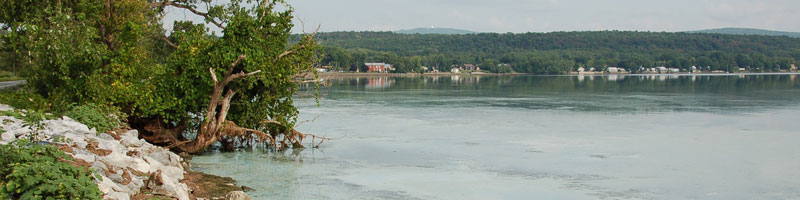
[120,135,145,148]
[98,132,116,141]
[156,176,191,200]
[41,118,94,137]
[121,130,138,138]
[0,104,12,111]
[104,191,131,200]
[128,156,151,174]
[123,175,144,195]
[225,191,253,200]
[73,149,98,163]
[97,137,125,152]
[0,105,192,200]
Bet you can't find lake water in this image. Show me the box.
[192,74,800,200]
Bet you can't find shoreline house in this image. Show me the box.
[462,64,479,71]
[607,67,627,73]
[452,64,480,72]
[365,63,393,73]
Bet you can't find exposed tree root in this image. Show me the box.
[132,27,329,154]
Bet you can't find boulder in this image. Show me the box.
[1,130,14,145]
[156,175,191,200]
[0,104,11,111]
[63,132,89,149]
[121,130,138,138]
[97,137,125,152]
[73,149,98,163]
[41,118,94,137]
[97,175,127,194]
[120,135,144,148]
[98,132,116,141]
[145,149,175,166]
[225,191,253,200]
[102,151,135,169]
[128,157,151,174]
[91,160,108,172]
[123,174,144,195]
[104,191,130,200]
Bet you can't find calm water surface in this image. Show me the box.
[192,74,800,199]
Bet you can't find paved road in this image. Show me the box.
[0,80,25,89]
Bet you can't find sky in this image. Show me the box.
[164,0,800,33]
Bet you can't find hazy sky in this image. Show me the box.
[164,0,800,33]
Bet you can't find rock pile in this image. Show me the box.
[0,104,190,200]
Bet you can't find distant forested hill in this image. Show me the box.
[315,31,800,74]
[394,27,477,35]
[690,28,800,38]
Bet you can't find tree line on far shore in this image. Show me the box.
[314,31,800,74]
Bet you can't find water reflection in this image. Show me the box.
[303,74,800,114]
[365,77,394,89]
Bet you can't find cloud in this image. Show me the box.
[278,0,800,33]
[489,16,506,29]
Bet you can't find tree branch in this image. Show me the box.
[209,68,218,84]
[226,54,247,76]
[161,36,178,48]
[276,25,321,60]
[226,70,262,83]
[216,89,237,129]
[151,0,225,29]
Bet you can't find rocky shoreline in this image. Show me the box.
[0,104,251,200]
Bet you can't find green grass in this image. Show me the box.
[0,71,23,82]
[0,77,23,82]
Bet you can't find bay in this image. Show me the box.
[192,74,800,199]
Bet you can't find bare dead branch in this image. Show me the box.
[293,79,325,84]
[276,25,321,60]
[292,71,313,79]
[152,0,225,29]
[216,89,238,129]
[226,70,262,83]
[161,36,178,48]
[226,55,247,76]
[295,115,320,128]
[209,68,219,83]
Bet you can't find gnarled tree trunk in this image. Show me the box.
[176,55,261,153]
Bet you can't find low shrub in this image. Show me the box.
[0,89,51,112]
[65,103,126,133]
[0,140,102,199]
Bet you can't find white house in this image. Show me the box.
[608,67,627,73]
[451,67,461,73]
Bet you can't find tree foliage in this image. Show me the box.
[1,0,319,152]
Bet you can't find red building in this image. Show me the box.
[365,63,393,73]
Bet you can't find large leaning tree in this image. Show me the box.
[0,0,322,153]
